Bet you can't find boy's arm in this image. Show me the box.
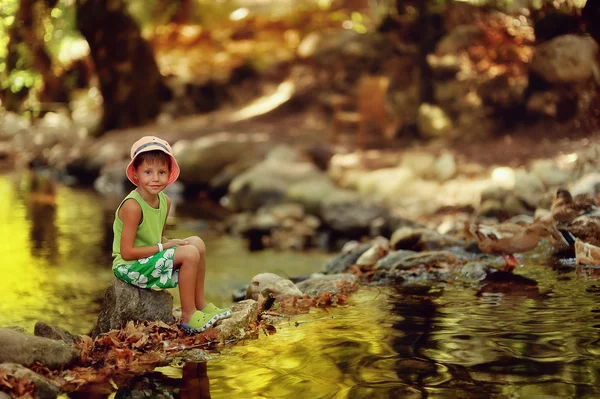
[120,199,162,260]
[161,194,171,243]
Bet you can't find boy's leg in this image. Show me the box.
[184,236,208,311]
[173,244,200,324]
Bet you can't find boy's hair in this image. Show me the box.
[133,150,172,170]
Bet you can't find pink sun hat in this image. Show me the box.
[126,136,180,186]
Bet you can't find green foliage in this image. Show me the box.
[0,0,88,114]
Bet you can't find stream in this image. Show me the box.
[3,171,600,398]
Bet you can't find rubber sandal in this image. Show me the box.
[202,303,233,321]
[181,310,219,334]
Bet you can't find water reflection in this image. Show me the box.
[7,171,600,397]
[110,362,211,399]
[0,172,329,334]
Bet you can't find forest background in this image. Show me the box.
[0,0,598,154]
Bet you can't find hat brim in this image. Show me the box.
[126,148,180,186]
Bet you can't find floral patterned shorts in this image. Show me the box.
[113,248,179,290]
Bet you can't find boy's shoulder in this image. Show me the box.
[120,197,143,212]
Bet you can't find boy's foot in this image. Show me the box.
[201,303,233,321]
[181,310,219,334]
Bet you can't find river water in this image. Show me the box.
[3,171,600,398]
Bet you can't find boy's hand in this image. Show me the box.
[165,239,188,249]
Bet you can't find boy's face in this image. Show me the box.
[134,159,170,195]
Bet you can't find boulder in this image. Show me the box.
[320,190,388,236]
[296,274,359,296]
[34,322,79,345]
[0,363,60,399]
[390,226,466,251]
[376,250,465,271]
[324,242,372,274]
[287,177,338,215]
[174,132,271,186]
[245,273,303,301]
[228,146,324,212]
[0,328,79,369]
[215,300,260,339]
[530,34,599,84]
[91,279,175,337]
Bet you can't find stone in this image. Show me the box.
[91,279,175,337]
[390,227,466,251]
[324,242,372,274]
[433,152,457,181]
[34,322,79,345]
[399,152,435,178]
[514,169,546,207]
[228,148,323,212]
[0,328,79,369]
[173,132,271,185]
[375,250,419,270]
[245,273,303,301]
[287,177,338,215]
[215,300,260,339]
[570,173,600,196]
[356,243,389,266]
[376,250,465,271]
[416,103,453,139]
[0,363,61,399]
[530,34,599,84]
[320,190,388,235]
[529,159,572,187]
[296,274,358,296]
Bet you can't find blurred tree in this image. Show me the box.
[76,0,167,132]
[2,0,68,111]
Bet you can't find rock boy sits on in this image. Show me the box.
[112,136,231,332]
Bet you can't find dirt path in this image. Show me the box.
[97,102,599,170]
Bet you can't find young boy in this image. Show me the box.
[112,136,231,333]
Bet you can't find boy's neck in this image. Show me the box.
[135,187,160,207]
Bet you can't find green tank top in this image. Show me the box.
[112,190,168,269]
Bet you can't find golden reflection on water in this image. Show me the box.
[0,173,113,334]
[157,287,421,399]
[0,172,330,335]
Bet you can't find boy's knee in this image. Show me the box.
[180,244,200,262]
[187,236,206,254]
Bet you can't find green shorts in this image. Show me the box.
[114,248,179,290]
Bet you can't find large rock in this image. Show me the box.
[0,363,61,399]
[287,177,338,215]
[390,227,467,251]
[245,273,303,301]
[0,328,79,369]
[228,145,324,212]
[34,322,79,345]
[324,242,372,274]
[320,190,388,236]
[174,132,272,186]
[296,274,359,296]
[215,300,260,339]
[530,34,599,84]
[91,279,175,337]
[376,250,465,271]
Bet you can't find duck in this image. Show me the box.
[551,188,598,224]
[470,217,566,272]
[575,238,600,266]
[558,214,600,247]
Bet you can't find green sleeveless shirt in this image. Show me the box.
[112,190,168,269]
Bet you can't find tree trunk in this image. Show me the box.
[76,0,166,132]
